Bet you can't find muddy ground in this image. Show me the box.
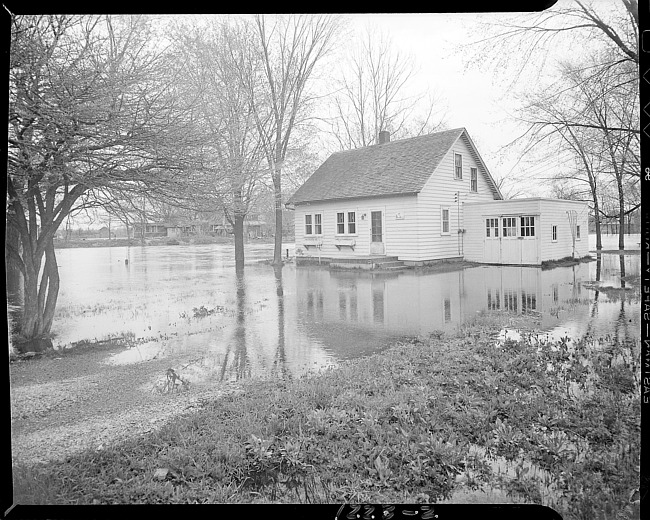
[10,343,242,466]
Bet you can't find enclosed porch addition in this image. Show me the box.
[463,199,589,266]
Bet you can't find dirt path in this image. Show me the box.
[10,343,242,466]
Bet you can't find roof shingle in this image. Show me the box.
[288,128,466,205]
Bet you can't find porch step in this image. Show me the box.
[374,260,406,270]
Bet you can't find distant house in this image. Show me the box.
[287,128,589,266]
[132,215,267,239]
[97,226,114,239]
[133,223,167,238]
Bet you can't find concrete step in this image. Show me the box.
[373,260,406,269]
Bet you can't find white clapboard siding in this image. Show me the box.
[294,194,420,260]
[538,199,590,261]
[415,133,500,262]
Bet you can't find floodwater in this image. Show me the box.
[9,236,641,385]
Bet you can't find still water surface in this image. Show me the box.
[45,241,639,383]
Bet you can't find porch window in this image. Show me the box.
[454,153,463,179]
[470,167,478,192]
[486,218,499,238]
[348,212,356,234]
[305,214,313,235]
[336,212,345,234]
[520,216,535,237]
[502,217,517,237]
[314,214,322,235]
[441,207,450,235]
[552,225,557,242]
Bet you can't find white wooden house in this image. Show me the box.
[287,128,589,266]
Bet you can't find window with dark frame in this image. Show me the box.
[486,218,499,238]
[348,212,356,234]
[336,212,345,234]
[503,217,517,237]
[336,211,356,235]
[470,167,478,192]
[442,208,450,234]
[552,225,557,241]
[520,216,535,237]
[576,225,581,239]
[454,153,462,179]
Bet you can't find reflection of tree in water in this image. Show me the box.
[220,270,251,381]
[577,253,638,381]
[272,264,289,380]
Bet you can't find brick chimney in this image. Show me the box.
[378,130,390,145]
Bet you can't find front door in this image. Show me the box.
[370,210,384,255]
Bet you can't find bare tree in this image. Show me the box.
[171,19,267,272]
[239,14,342,265]
[512,51,638,250]
[470,0,638,87]
[7,15,192,345]
[473,0,638,248]
[328,27,446,150]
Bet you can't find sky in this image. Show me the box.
[342,9,579,197]
[73,5,596,227]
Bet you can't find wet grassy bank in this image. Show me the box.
[11,314,640,519]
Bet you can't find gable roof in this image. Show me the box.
[288,127,502,206]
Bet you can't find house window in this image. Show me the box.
[502,217,517,237]
[305,214,322,235]
[454,153,463,179]
[336,211,356,235]
[552,225,557,242]
[576,225,581,240]
[486,218,499,238]
[348,212,356,234]
[336,212,345,234]
[470,167,478,192]
[520,216,535,237]
[441,207,450,235]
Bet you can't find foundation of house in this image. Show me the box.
[296,255,406,270]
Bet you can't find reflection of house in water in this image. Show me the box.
[295,264,594,341]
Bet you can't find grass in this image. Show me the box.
[541,255,593,270]
[12,313,640,518]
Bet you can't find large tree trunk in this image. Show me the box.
[5,224,23,304]
[17,237,59,351]
[273,161,283,265]
[233,212,245,275]
[593,198,602,251]
[618,183,625,250]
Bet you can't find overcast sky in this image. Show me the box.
[76,6,587,227]
[343,8,580,197]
